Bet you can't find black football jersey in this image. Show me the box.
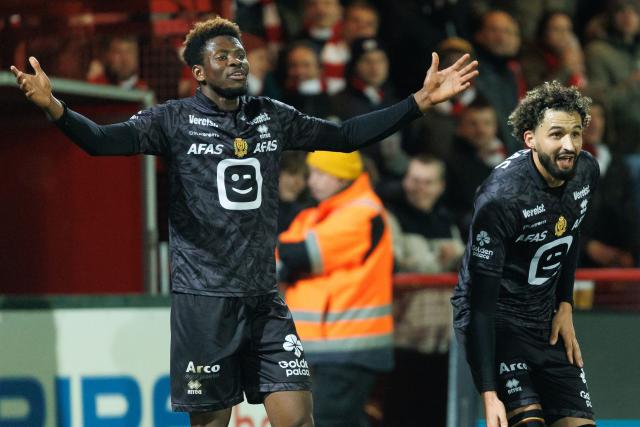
[127,91,343,296]
[452,149,600,329]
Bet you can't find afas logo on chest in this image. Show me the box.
[516,230,547,243]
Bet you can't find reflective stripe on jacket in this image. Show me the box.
[280,173,394,370]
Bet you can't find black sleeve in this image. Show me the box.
[278,241,312,275]
[467,271,501,392]
[556,234,579,307]
[53,104,138,156]
[276,96,422,152]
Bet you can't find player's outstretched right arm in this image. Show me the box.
[11,56,64,120]
[11,56,139,156]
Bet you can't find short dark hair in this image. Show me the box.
[410,154,446,180]
[182,17,242,67]
[508,81,591,141]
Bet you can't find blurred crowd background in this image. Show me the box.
[3,1,640,425]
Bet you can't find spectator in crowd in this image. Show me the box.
[87,36,147,90]
[279,151,394,427]
[342,0,380,44]
[278,151,311,233]
[444,97,506,238]
[473,9,524,154]
[282,41,332,118]
[384,155,464,427]
[580,99,640,267]
[242,33,282,98]
[585,0,640,155]
[521,10,588,89]
[331,37,408,180]
[404,37,479,159]
[299,0,348,94]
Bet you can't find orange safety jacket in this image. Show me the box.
[279,173,394,371]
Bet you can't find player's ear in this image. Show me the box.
[192,65,206,84]
[523,130,535,150]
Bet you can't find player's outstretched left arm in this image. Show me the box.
[413,53,479,113]
[10,56,64,120]
[550,301,583,367]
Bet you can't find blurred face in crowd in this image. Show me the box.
[544,13,574,51]
[476,11,520,57]
[457,106,498,150]
[287,46,321,84]
[279,170,307,202]
[355,49,389,87]
[583,104,605,145]
[402,159,445,213]
[247,46,271,80]
[106,38,140,82]
[305,0,343,30]
[613,5,640,38]
[343,5,379,43]
[524,109,583,186]
[308,167,349,201]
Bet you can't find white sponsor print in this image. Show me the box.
[516,231,548,243]
[580,368,587,384]
[188,130,220,138]
[527,236,573,285]
[278,359,311,377]
[523,219,547,230]
[257,124,272,139]
[499,362,528,374]
[253,140,278,153]
[573,185,590,200]
[283,334,304,357]
[189,114,218,127]
[187,143,224,155]
[217,158,263,210]
[580,390,593,408]
[476,231,490,246]
[248,112,270,125]
[506,378,522,395]
[522,203,546,218]
[187,380,203,395]
[186,361,221,374]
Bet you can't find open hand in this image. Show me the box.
[413,52,479,112]
[550,302,583,367]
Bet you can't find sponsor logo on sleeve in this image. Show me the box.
[472,231,494,260]
[283,334,304,357]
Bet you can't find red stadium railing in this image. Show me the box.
[393,269,640,310]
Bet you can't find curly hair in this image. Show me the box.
[508,81,592,141]
[182,17,241,67]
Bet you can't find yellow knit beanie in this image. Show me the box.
[306,150,363,180]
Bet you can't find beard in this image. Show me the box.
[212,82,248,99]
[537,149,578,181]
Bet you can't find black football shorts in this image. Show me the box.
[170,292,312,412]
[494,321,595,422]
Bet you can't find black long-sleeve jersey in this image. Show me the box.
[452,149,600,331]
[54,90,421,296]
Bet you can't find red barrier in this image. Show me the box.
[393,269,640,288]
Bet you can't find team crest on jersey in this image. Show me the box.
[234,138,248,158]
[555,216,567,236]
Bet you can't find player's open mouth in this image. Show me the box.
[556,154,575,169]
[229,72,247,81]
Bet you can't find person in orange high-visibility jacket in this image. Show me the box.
[278,150,393,427]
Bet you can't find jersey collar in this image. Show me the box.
[193,88,246,113]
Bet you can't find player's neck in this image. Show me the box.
[201,87,240,111]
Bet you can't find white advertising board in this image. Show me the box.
[0,307,270,426]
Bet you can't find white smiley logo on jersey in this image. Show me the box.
[528,236,573,285]
[230,173,254,194]
[217,158,263,210]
